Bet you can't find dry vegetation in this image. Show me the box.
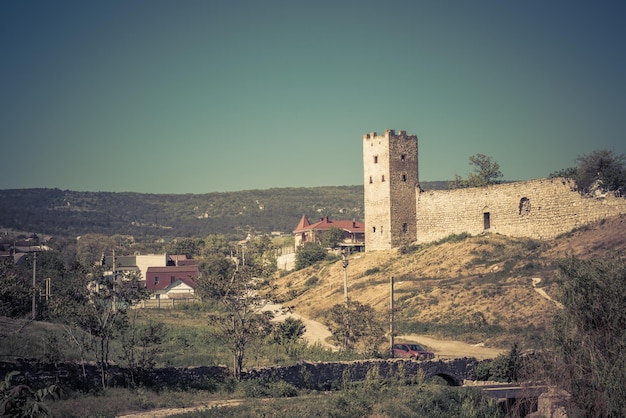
[267,214,626,349]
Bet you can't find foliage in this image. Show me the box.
[271,317,306,357]
[0,371,59,418]
[160,380,503,418]
[0,259,32,318]
[474,343,523,383]
[295,243,327,270]
[166,237,205,258]
[207,266,274,379]
[0,185,376,239]
[549,148,626,195]
[240,377,298,398]
[48,268,151,390]
[321,226,345,249]
[547,255,626,416]
[119,312,166,386]
[324,301,385,354]
[449,154,503,189]
[196,254,237,300]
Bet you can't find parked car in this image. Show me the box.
[392,343,435,360]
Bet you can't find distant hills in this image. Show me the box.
[0,182,448,239]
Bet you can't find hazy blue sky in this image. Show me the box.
[2,1,625,193]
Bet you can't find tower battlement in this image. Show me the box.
[363,129,415,141]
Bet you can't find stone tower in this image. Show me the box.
[363,129,418,251]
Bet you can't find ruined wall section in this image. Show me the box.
[415,177,626,243]
[363,130,418,251]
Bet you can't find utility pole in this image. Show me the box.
[342,249,349,305]
[390,276,395,357]
[112,249,117,313]
[31,251,37,320]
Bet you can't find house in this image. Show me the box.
[145,265,199,299]
[293,215,365,252]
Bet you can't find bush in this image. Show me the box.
[295,243,327,270]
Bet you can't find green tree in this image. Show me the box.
[550,149,626,195]
[201,234,233,257]
[295,243,327,270]
[196,254,238,300]
[75,234,117,267]
[272,317,306,356]
[166,237,205,258]
[325,301,385,354]
[548,256,626,416]
[0,259,31,318]
[119,314,165,386]
[207,266,273,379]
[321,226,345,249]
[449,154,503,189]
[49,268,150,390]
[243,235,277,278]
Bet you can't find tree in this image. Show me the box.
[449,154,503,189]
[295,243,327,270]
[325,301,385,354]
[272,317,306,356]
[75,234,117,267]
[0,259,31,318]
[49,268,150,390]
[550,149,626,195]
[207,266,273,379]
[321,226,345,249]
[166,237,205,259]
[548,256,626,416]
[201,234,233,257]
[196,254,238,300]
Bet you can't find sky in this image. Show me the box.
[1,1,625,194]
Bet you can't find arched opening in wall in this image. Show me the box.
[382,175,385,182]
[483,212,491,230]
[369,176,373,184]
[402,174,407,182]
[401,154,406,161]
[373,155,378,164]
[402,223,408,233]
[519,197,531,215]
[372,226,376,233]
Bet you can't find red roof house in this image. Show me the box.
[293,215,365,251]
[145,265,199,294]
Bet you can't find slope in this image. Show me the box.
[268,214,626,349]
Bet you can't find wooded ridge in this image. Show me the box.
[0,182,448,239]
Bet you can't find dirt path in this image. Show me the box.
[259,301,506,360]
[395,334,506,360]
[259,301,337,350]
[532,277,563,308]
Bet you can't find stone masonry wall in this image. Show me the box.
[0,358,481,392]
[415,177,626,243]
[363,130,418,251]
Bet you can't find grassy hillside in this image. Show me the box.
[267,214,626,349]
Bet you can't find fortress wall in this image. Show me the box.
[415,177,626,243]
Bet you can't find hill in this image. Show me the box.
[0,182,447,239]
[267,214,626,349]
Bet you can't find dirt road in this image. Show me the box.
[260,301,506,360]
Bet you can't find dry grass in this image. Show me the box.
[267,214,626,349]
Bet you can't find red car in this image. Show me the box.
[393,343,435,360]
